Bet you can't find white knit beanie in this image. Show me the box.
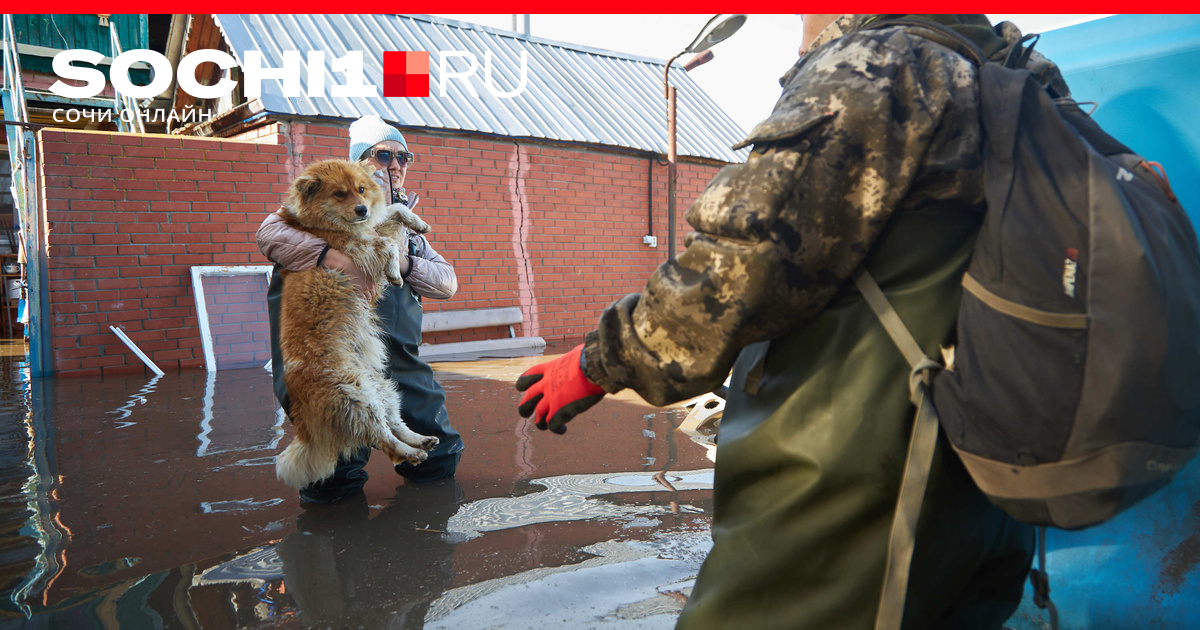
[348,115,408,161]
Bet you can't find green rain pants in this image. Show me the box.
[676,208,1034,630]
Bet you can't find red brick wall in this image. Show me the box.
[201,274,272,370]
[40,130,290,376]
[40,124,727,376]
[233,121,723,343]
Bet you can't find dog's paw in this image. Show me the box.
[384,241,405,286]
[403,214,431,235]
[405,450,429,466]
[420,436,440,452]
[389,204,431,234]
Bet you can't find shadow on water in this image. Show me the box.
[0,352,714,629]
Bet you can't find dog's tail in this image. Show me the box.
[275,439,338,489]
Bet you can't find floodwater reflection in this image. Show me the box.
[0,351,714,628]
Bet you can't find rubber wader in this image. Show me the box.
[674,209,1034,630]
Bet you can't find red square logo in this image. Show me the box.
[383,51,429,97]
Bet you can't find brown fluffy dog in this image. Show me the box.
[275,159,437,489]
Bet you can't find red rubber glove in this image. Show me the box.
[516,345,606,434]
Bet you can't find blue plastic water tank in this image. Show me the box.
[1004,15,1200,630]
[1038,14,1200,223]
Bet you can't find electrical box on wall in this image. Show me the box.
[643,235,658,247]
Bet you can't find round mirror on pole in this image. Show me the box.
[685,14,747,54]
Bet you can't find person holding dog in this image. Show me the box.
[259,115,464,504]
[515,14,1054,630]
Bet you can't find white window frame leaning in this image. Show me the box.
[189,265,274,373]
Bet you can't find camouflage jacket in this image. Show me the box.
[582,15,1068,405]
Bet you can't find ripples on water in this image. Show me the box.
[0,357,715,629]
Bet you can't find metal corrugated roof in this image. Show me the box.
[213,14,748,162]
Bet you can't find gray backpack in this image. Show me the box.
[857,20,1200,630]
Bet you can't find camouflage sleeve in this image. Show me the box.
[582,32,954,406]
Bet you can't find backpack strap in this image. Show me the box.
[864,17,988,67]
[1004,32,1041,70]
[1030,526,1061,629]
[867,17,1044,71]
[853,269,927,370]
[853,269,942,630]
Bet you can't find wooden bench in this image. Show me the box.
[419,306,545,361]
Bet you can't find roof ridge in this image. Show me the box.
[209,14,748,162]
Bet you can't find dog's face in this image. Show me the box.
[284,160,387,231]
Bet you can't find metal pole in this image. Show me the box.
[662,54,682,262]
[512,14,530,37]
[3,16,50,374]
[667,86,678,261]
[109,22,145,134]
[658,15,745,260]
[646,156,654,238]
[29,130,51,376]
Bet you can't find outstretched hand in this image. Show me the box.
[516,345,606,434]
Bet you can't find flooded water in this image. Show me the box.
[0,349,715,629]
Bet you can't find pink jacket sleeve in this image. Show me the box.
[256,211,327,271]
[257,210,457,300]
[406,235,458,300]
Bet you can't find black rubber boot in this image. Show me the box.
[298,446,372,504]
[396,451,460,483]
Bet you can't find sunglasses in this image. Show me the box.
[365,148,415,167]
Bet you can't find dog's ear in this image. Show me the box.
[294,174,322,200]
[355,159,376,179]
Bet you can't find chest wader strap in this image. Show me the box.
[852,268,943,630]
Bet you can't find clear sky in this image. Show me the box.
[433,14,1114,135]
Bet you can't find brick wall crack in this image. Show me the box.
[508,143,539,337]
